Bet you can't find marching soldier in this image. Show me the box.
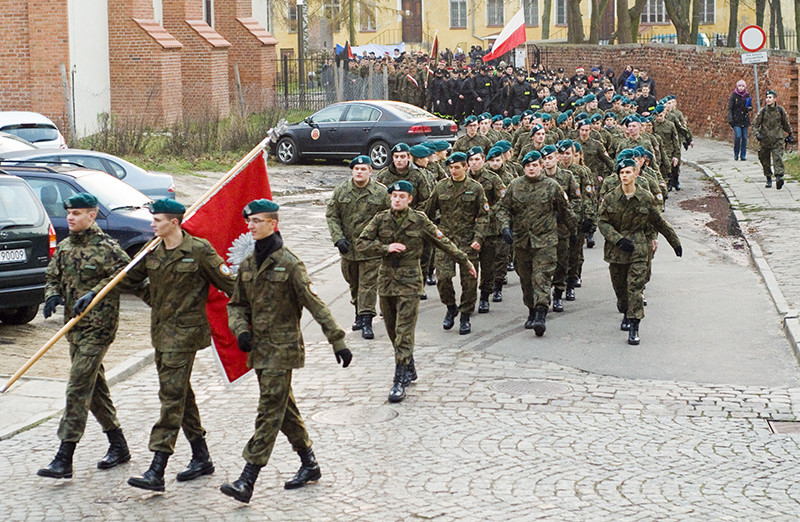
[753,89,793,189]
[376,143,431,210]
[222,199,351,503]
[453,115,492,154]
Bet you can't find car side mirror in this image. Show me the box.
[304,117,317,128]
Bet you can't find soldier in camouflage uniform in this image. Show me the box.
[357,180,476,403]
[562,140,596,295]
[517,123,547,161]
[453,115,493,154]
[327,155,390,340]
[38,193,133,480]
[753,90,793,189]
[495,151,577,337]
[425,152,488,335]
[122,199,236,492]
[222,199,351,504]
[376,143,431,211]
[663,95,692,190]
[575,120,614,248]
[598,159,682,345]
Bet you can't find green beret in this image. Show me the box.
[584,94,597,102]
[502,117,512,127]
[467,146,484,158]
[564,109,573,117]
[541,144,558,157]
[556,140,572,153]
[543,96,556,103]
[477,114,490,122]
[572,142,582,152]
[242,198,279,217]
[575,119,591,128]
[511,115,522,125]
[573,98,586,107]
[446,152,468,165]
[555,113,568,125]
[590,113,603,123]
[575,112,589,122]
[652,104,665,115]
[766,90,777,97]
[604,112,617,120]
[540,113,552,122]
[641,148,654,160]
[486,146,503,160]
[409,145,431,158]
[349,155,372,168]
[616,149,636,161]
[521,151,542,166]
[464,115,478,125]
[522,110,534,117]
[481,112,492,119]
[530,124,544,135]
[64,192,98,209]
[532,112,543,119]
[431,140,451,152]
[666,95,676,101]
[492,115,503,123]
[391,143,410,154]
[616,158,637,172]
[495,140,512,152]
[388,180,414,194]
[632,146,645,157]
[149,198,185,215]
[612,95,622,102]
[658,97,668,104]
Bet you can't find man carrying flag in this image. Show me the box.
[482,9,526,64]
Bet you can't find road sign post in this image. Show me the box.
[739,25,767,112]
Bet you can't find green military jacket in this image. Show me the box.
[356,208,470,296]
[483,129,504,145]
[568,163,596,223]
[452,133,493,154]
[545,167,581,235]
[652,118,680,161]
[577,136,614,183]
[598,185,681,265]
[227,244,346,370]
[125,232,235,352]
[375,164,431,210]
[753,104,792,147]
[326,178,390,261]
[425,177,489,247]
[666,108,692,147]
[469,167,506,236]
[494,174,577,250]
[45,223,130,347]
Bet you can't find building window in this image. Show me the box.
[265,0,274,33]
[288,0,297,32]
[555,0,566,25]
[640,0,668,24]
[153,0,163,25]
[360,3,377,31]
[450,0,467,28]
[522,0,538,26]
[324,0,341,32]
[700,0,714,23]
[487,0,504,26]
[203,0,214,27]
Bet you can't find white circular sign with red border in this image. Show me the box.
[739,25,766,52]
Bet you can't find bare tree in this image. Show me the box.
[542,0,552,39]
[588,0,612,44]
[567,0,586,42]
[727,0,739,47]
[613,0,648,43]
[662,0,692,43]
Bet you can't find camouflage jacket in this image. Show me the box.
[375,164,431,210]
[326,178,390,261]
[753,104,792,147]
[453,133,493,155]
[600,171,662,210]
[652,118,680,160]
[124,232,235,352]
[45,223,130,347]
[356,208,470,296]
[469,167,506,236]
[425,177,489,247]
[577,136,614,183]
[567,163,597,223]
[666,108,692,145]
[227,245,346,370]
[598,185,680,264]
[546,167,582,235]
[494,174,577,249]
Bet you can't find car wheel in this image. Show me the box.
[277,137,299,165]
[0,305,39,325]
[369,140,390,169]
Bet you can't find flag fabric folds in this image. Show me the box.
[430,33,439,62]
[182,151,272,384]
[482,9,526,63]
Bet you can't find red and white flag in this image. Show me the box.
[430,32,439,62]
[482,9,526,62]
[182,150,273,384]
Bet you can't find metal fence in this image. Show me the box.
[637,30,798,52]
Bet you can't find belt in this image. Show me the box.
[382,257,419,268]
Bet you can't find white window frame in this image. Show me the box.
[555,0,567,25]
[700,0,714,24]
[522,0,538,27]
[640,0,668,24]
[487,0,504,26]
[450,0,467,28]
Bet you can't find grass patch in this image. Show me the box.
[784,151,800,182]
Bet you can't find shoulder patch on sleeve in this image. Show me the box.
[586,186,593,193]
[657,193,663,201]
[500,189,506,197]
[219,263,232,276]
[435,228,444,239]
[563,192,569,202]
[575,188,581,197]
[307,282,318,296]
[483,202,490,212]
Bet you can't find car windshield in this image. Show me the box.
[76,172,151,210]
[0,124,59,144]
[388,104,437,120]
[0,179,44,227]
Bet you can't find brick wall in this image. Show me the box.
[0,1,32,110]
[532,44,800,142]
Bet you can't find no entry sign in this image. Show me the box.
[739,25,766,52]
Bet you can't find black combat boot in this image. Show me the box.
[284,447,322,489]
[442,305,458,330]
[673,173,681,191]
[407,357,418,383]
[524,308,537,329]
[361,314,375,340]
[492,281,503,302]
[533,308,547,337]
[420,291,427,300]
[128,451,169,492]
[552,289,564,313]
[628,318,641,345]
[585,231,595,248]
[220,462,262,504]
[478,292,490,313]
[97,427,131,470]
[620,316,631,331]
[507,261,515,272]
[176,438,214,482]
[388,364,407,403]
[776,175,785,190]
[459,313,471,335]
[765,176,772,188]
[565,285,576,301]
[426,268,437,286]
[37,441,76,479]
[352,308,363,331]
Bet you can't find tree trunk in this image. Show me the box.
[663,0,691,44]
[617,0,632,43]
[628,0,648,42]
[690,0,701,45]
[795,0,800,53]
[589,0,609,43]
[755,0,766,27]
[775,0,786,49]
[727,0,739,47]
[542,0,552,39]
[567,0,586,42]
[768,0,776,48]
[349,0,357,45]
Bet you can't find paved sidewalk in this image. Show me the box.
[684,138,800,355]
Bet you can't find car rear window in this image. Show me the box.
[0,124,59,143]
[0,178,45,226]
[77,172,151,210]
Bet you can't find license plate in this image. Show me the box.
[0,248,27,264]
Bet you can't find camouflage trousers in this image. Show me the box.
[494,239,512,283]
[421,240,434,280]
[477,236,502,295]
[758,144,785,177]
[552,234,570,292]
[567,232,584,285]
[515,245,557,310]
[340,257,380,316]
[379,294,419,365]
[609,261,648,320]
[243,369,312,467]
[148,350,205,454]
[436,247,479,314]
[57,342,120,443]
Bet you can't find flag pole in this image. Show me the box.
[1,136,271,394]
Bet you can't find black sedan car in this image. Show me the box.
[269,100,458,169]
[3,165,154,257]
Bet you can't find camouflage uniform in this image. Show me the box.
[123,231,235,454]
[567,163,595,285]
[452,133,493,155]
[753,104,792,178]
[375,165,431,211]
[45,223,130,443]
[227,240,346,467]
[356,208,470,364]
[577,136,614,187]
[326,178,390,317]
[469,167,507,298]
[546,167,581,294]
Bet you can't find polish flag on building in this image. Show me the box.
[182,150,273,384]
[482,9,526,62]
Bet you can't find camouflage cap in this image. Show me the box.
[349,155,372,168]
[387,180,414,194]
[242,198,280,217]
[64,192,98,209]
[445,152,469,165]
[149,198,185,215]
[521,150,543,165]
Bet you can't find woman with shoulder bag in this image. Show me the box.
[728,80,752,160]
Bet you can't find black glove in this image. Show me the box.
[502,228,514,245]
[682,140,690,150]
[581,218,593,233]
[43,295,64,319]
[334,238,350,255]
[73,291,97,316]
[616,238,635,253]
[785,135,794,144]
[756,134,762,141]
[674,245,683,257]
[237,331,253,352]
[335,348,352,368]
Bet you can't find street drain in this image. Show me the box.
[767,420,800,434]
[489,380,572,396]
[312,405,398,426]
